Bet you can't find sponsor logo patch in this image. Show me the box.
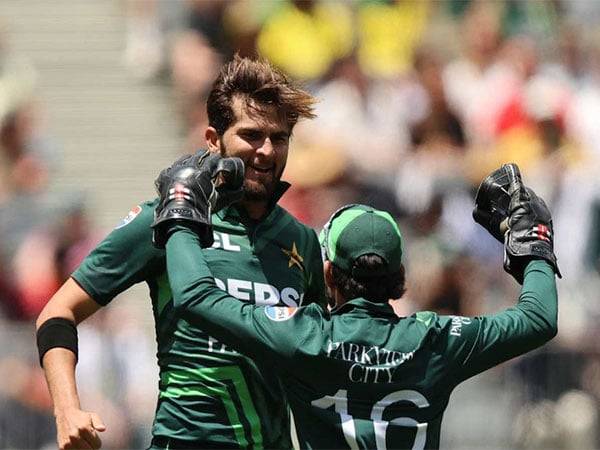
[115,205,142,229]
[265,306,298,322]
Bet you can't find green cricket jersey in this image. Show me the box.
[166,229,558,450]
[72,184,326,448]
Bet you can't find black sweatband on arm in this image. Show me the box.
[36,317,78,367]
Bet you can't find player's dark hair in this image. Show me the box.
[207,54,317,136]
[331,254,406,303]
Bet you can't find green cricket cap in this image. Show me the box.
[320,204,403,277]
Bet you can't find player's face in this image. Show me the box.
[207,97,290,203]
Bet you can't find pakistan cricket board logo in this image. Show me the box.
[115,205,142,229]
[265,306,298,322]
[281,242,304,272]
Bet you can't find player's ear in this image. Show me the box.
[205,127,220,153]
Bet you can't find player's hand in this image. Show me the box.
[473,163,522,242]
[152,149,244,249]
[55,407,106,449]
[504,185,562,284]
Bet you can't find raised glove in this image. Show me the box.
[473,163,522,242]
[152,150,244,249]
[504,186,562,284]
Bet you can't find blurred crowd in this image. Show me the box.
[2,0,600,448]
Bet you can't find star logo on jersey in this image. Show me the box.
[282,242,304,272]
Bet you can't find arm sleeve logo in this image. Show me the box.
[265,306,298,321]
[114,205,143,229]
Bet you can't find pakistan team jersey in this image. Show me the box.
[72,186,326,448]
[166,229,558,450]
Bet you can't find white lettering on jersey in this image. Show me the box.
[349,364,394,383]
[327,340,415,384]
[281,287,302,307]
[254,283,280,306]
[228,279,252,301]
[211,232,241,252]
[450,316,472,337]
[214,278,226,290]
[213,277,302,307]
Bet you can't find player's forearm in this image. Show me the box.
[166,228,219,307]
[166,229,262,355]
[42,348,81,414]
[455,260,558,381]
[515,259,558,342]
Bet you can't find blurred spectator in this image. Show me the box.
[123,0,165,79]
[257,0,353,81]
[309,54,408,187]
[278,123,354,228]
[0,46,100,321]
[408,45,466,150]
[443,1,507,145]
[356,0,430,79]
[0,358,55,449]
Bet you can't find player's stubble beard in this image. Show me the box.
[219,141,282,204]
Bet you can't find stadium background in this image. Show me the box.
[0,0,599,448]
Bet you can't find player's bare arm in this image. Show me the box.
[36,278,105,450]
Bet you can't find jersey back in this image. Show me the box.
[277,303,468,450]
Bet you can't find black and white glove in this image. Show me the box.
[151,150,244,249]
[473,163,522,242]
[504,185,562,284]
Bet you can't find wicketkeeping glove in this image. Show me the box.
[151,150,244,249]
[504,185,562,284]
[473,163,522,242]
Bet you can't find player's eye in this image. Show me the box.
[241,130,262,141]
[271,133,289,144]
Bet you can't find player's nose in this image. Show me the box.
[255,138,275,158]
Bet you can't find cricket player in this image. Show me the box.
[35,56,326,450]
[154,162,560,449]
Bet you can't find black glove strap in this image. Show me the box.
[36,317,78,367]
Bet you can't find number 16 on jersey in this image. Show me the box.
[312,389,430,450]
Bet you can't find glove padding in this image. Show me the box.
[152,150,244,249]
[504,186,562,284]
[473,163,522,242]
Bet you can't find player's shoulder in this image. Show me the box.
[114,199,157,228]
[273,205,319,242]
[107,198,159,244]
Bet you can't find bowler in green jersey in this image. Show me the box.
[160,193,559,448]
[36,56,325,450]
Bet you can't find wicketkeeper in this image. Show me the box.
[156,158,560,449]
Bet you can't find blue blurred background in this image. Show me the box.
[0,1,599,448]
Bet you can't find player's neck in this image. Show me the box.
[241,200,269,221]
[332,289,348,309]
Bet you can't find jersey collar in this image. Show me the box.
[331,297,398,319]
[217,181,290,223]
